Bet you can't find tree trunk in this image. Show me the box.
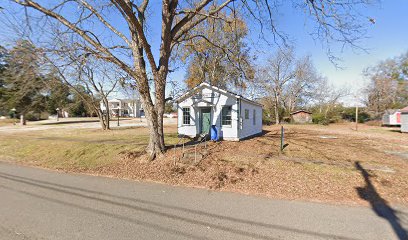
[103,98,110,130]
[105,111,110,130]
[20,114,26,126]
[96,110,106,130]
[100,115,106,130]
[274,94,280,125]
[144,104,165,161]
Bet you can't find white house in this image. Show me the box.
[401,106,408,133]
[100,98,144,117]
[382,109,401,126]
[175,82,263,141]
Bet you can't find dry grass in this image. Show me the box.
[0,125,179,170]
[0,118,17,127]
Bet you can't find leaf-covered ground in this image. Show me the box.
[1,121,407,206]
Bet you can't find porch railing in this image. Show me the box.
[173,133,209,165]
[173,134,186,166]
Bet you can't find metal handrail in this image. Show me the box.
[173,133,209,165]
[173,134,186,166]
[194,134,208,163]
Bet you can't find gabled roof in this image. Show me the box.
[401,106,408,113]
[290,110,312,115]
[175,82,262,107]
[384,109,401,115]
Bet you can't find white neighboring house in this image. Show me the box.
[401,106,408,133]
[382,109,401,126]
[175,82,263,141]
[100,98,144,117]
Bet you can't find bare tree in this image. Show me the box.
[313,78,349,119]
[363,53,408,118]
[282,55,321,114]
[48,55,121,130]
[7,0,374,160]
[256,48,297,124]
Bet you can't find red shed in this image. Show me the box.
[290,110,313,124]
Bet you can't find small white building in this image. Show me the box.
[382,109,401,126]
[175,82,263,141]
[100,98,144,117]
[401,106,408,133]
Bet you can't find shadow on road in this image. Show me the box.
[0,171,358,240]
[355,161,408,240]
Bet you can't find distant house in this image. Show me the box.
[100,98,144,117]
[382,109,401,126]
[401,107,408,133]
[290,110,312,124]
[164,112,178,118]
[175,82,263,141]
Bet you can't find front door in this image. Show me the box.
[201,108,211,134]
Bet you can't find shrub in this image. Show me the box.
[312,113,329,125]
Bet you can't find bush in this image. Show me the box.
[341,107,370,123]
[312,113,329,125]
[262,117,272,125]
[25,112,40,121]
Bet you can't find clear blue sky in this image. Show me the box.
[1,1,407,104]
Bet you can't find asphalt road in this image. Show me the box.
[0,162,406,240]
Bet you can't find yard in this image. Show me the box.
[1,119,407,206]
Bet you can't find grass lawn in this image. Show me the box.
[1,121,407,206]
[0,118,17,127]
[0,126,179,170]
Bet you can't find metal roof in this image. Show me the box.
[290,110,312,115]
[384,109,401,115]
[175,82,263,107]
[401,106,408,113]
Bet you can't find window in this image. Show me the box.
[245,109,249,119]
[222,106,232,126]
[182,107,190,125]
[253,109,256,125]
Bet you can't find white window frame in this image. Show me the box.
[182,107,191,125]
[245,109,249,119]
[221,106,232,127]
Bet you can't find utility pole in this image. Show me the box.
[117,108,120,127]
[355,105,359,131]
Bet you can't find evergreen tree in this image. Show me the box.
[2,40,48,123]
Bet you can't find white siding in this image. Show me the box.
[177,86,239,139]
[177,84,262,140]
[239,99,262,139]
[100,99,142,117]
[401,113,408,133]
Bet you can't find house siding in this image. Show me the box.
[401,113,408,133]
[177,84,262,140]
[177,87,239,140]
[100,99,142,117]
[382,112,401,126]
[291,112,312,124]
[239,100,263,139]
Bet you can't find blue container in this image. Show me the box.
[210,125,218,141]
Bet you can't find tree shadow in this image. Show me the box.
[354,161,408,240]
